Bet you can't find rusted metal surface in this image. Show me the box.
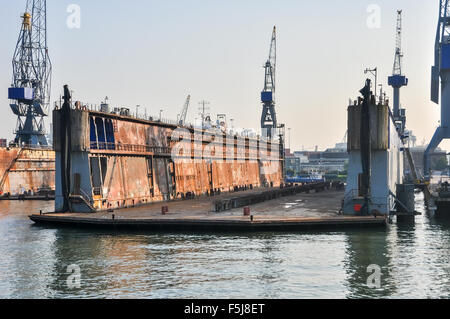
[0,147,55,196]
[347,102,389,151]
[54,108,283,212]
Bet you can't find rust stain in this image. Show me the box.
[0,147,55,195]
[83,111,283,211]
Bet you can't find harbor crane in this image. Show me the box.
[388,10,408,134]
[261,26,277,139]
[424,0,450,177]
[178,95,191,126]
[8,0,51,146]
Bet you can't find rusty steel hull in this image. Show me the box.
[0,147,55,196]
[53,108,284,213]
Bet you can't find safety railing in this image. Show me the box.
[6,143,53,150]
[54,101,282,141]
[90,142,171,155]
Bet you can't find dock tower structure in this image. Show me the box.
[343,77,414,216]
[424,0,450,177]
[8,0,51,147]
[261,26,277,139]
[343,10,417,217]
[388,10,408,134]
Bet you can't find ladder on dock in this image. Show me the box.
[405,147,433,204]
[405,147,422,182]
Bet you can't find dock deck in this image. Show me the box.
[29,189,387,231]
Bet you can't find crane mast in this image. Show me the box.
[393,10,403,76]
[8,0,51,146]
[178,95,191,126]
[261,26,277,139]
[388,10,408,134]
[424,0,450,177]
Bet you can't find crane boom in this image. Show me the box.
[266,26,276,93]
[393,10,403,76]
[178,95,191,126]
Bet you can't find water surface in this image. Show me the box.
[0,194,449,299]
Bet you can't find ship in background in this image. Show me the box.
[1,0,55,199]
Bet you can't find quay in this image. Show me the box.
[29,188,387,232]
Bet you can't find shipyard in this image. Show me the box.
[1,0,450,302]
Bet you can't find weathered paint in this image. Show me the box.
[0,147,55,196]
[344,99,404,215]
[54,108,284,213]
[347,102,389,151]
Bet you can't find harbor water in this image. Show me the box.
[0,193,449,299]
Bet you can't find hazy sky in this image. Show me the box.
[0,0,446,151]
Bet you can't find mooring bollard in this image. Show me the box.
[112,214,115,220]
[243,206,250,216]
[162,206,168,215]
[250,215,254,222]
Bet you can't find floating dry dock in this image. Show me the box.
[29,86,386,231]
[30,188,387,231]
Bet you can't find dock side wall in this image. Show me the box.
[344,151,390,214]
[54,108,283,212]
[0,147,55,196]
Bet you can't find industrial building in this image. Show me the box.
[284,143,348,175]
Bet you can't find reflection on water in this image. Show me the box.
[0,196,449,299]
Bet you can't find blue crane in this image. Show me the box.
[261,26,277,139]
[424,0,450,177]
[388,10,408,134]
[8,0,51,147]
